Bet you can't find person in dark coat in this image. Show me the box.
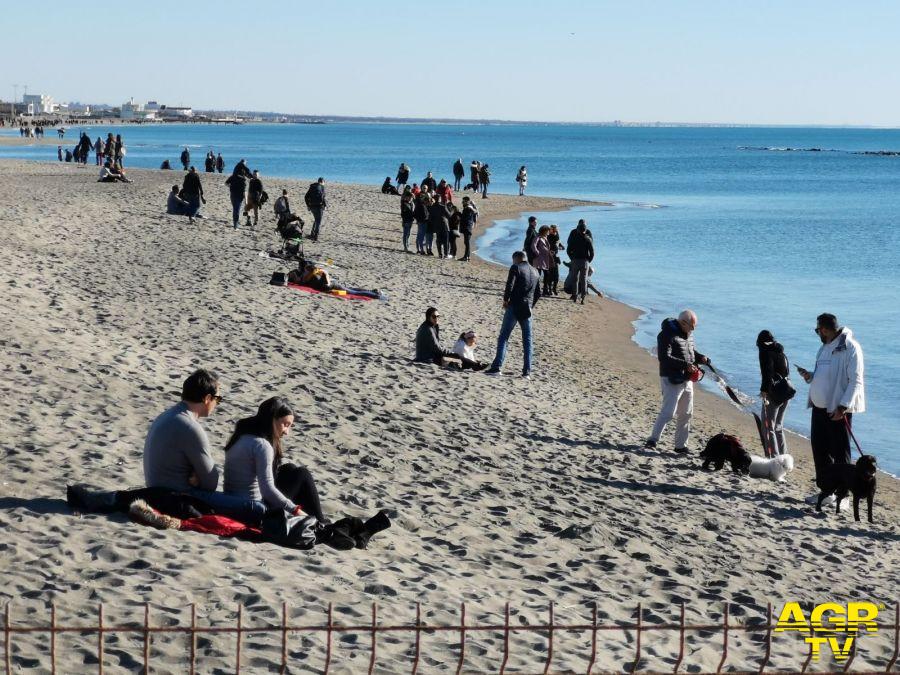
[478,164,491,198]
[180,167,206,223]
[225,167,248,229]
[485,251,542,378]
[216,153,225,173]
[459,196,478,262]
[758,330,792,456]
[566,219,594,304]
[523,216,538,265]
[413,193,430,254]
[396,163,410,188]
[452,158,465,191]
[645,310,710,452]
[421,172,437,192]
[304,177,327,241]
[427,197,452,258]
[180,147,191,170]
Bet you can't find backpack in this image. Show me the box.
[304,184,319,208]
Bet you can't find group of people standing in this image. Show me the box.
[400,187,479,260]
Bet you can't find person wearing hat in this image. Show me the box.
[485,251,541,379]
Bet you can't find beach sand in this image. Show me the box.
[0,159,897,673]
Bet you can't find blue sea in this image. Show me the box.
[3,123,899,474]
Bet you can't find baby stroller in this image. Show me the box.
[276,213,305,260]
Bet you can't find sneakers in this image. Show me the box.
[484,368,501,376]
[522,373,531,380]
[643,439,657,450]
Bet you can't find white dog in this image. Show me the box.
[748,454,795,481]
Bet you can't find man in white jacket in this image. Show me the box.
[797,313,865,490]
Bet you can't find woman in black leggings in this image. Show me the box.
[223,397,328,523]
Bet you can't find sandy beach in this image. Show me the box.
[0,159,897,673]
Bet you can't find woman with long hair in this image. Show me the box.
[757,330,792,456]
[223,397,328,522]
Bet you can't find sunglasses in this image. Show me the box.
[814,328,822,335]
[211,394,223,403]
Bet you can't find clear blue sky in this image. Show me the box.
[6,0,900,125]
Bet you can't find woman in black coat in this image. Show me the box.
[757,330,792,456]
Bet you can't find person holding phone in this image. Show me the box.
[797,313,865,496]
[757,330,792,456]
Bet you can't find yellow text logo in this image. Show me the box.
[775,602,879,661]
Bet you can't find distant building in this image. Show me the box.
[23,94,55,115]
[159,105,193,119]
[120,97,144,120]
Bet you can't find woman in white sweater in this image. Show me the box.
[223,397,327,523]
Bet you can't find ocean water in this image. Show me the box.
[3,123,899,473]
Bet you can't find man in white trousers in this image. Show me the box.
[645,309,710,453]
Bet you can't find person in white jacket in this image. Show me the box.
[797,313,865,491]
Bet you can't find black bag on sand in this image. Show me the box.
[261,509,318,550]
[270,271,287,286]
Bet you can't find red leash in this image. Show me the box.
[843,416,864,457]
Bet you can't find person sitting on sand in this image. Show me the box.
[223,397,328,523]
[452,330,487,370]
[415,307,485,370]
[98,161,132,183]
[166,185,190,215]
[160,159,172,170]
[381,177,400,195]
[143,369,266,520]
[288,262,381,299]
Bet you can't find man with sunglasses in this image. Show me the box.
[796,313,865,493]
[143,369,265,519]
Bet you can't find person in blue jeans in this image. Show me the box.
[143,369,265,522]
[485,251,542,379]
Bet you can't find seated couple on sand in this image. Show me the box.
[414,306,487,371]
[98,161,132,183]
[68,370,390,549]
[287,262,382,299]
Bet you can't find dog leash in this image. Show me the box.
[843,417,864,457]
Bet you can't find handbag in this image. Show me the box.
[769,375,796,405]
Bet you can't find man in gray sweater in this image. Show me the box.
[143,369,264,519]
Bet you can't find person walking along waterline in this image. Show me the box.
[485,251,542,379]
[453,158,465,191]
[757,330,794,456]
[305,177,327,241]
[180,147,191,171]
[566,219,594,304]
[459,196,478,262]
[796,313,865,493]
[516,165,528,196]
[645,310,710,453]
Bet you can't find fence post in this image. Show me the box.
[324,602,333,675]
[280,601,288,675]
[50,603,56,675]
[455,602,466,675]
[586,604,598,675]
[543,601,554,675]
[673,602,685,674]
[4,604,9,675]
[758,603,772,675]
[143,603,150,674]
[235,604,242,675]
[716,603,729,674]
[631,602,642,674]
[500,602,510,675]
[368,602,377,675]
[97,603,104,675]
[886,602,899,673]
[411,602,421,675]
[189,604,196,675]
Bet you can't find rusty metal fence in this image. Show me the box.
[3,600,899,674]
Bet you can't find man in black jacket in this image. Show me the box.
[305,177,327,241]
[566,219,594,304]
[524,216,538,265]
[645,310,710,452]
[485,251,541,379]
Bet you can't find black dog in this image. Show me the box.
[816,455,877,522]
[700,434,752,474]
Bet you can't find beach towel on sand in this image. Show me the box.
[286,283,377,301]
